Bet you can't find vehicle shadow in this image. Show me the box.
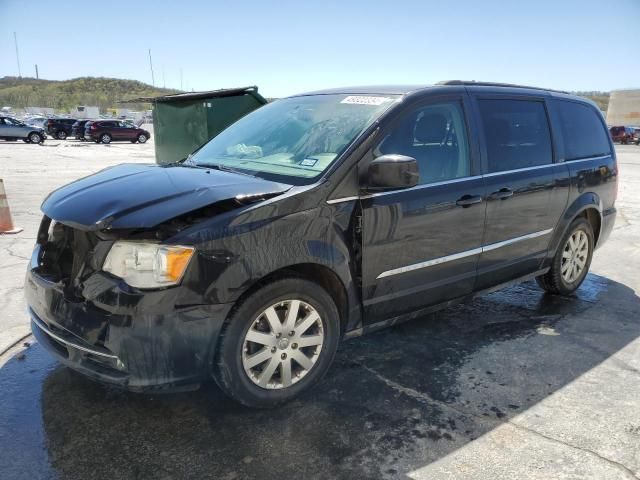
[0,274,638,480]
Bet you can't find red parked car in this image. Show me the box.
[609,126,635,144]
[85,120,151,144]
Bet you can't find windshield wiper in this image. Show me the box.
[198,163,256,178]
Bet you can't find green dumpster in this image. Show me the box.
[127,86,267,164]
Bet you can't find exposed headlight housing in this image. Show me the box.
[103,241,195,289]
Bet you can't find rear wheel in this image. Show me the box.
[100,133,111,144]
[536,217,594,295]
[56,130,67,140]
[213,278,340,408]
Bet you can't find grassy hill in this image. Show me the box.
[0,76,180,113]
[574,91,610,112]
[0,76,611,115]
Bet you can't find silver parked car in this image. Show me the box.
[0,116,46,143]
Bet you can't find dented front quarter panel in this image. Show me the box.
[169,182,363,331]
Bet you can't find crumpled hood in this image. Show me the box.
[41,163,291,230]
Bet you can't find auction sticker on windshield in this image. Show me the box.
[340,96,393,106]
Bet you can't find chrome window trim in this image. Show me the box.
[327,154,614,204]
[563,154,612,163]
[376,228,553,279]
[326,196,359,205]
[483,162,559,177]
[31,314,118,359]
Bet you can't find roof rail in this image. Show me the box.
[436,80,569,95]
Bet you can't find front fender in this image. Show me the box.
[170,198,360,327]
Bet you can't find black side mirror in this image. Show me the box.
[367,154,419,191]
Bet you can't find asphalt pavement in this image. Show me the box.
[0,143,639,479]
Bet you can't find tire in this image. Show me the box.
[100,133,111,144]
[213,278,340,408]
[28,132,43,144]
[137,133,147,143]
[536,217,594,295]
[56,130,67,140]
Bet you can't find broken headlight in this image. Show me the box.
[103,241,194,289]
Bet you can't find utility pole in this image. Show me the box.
[13,32,22,78]
[180,69,183,90]
[162,66,165,89]
[148,49,155,86]
[35,64,39,79]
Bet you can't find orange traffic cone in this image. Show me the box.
[0,179,23,234]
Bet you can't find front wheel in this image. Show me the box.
[28,132,43,144]
[536,217,594,295]
[137,133,148,143]
[213,278,340,408]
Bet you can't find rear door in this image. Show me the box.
[472,95,570,289]
[102,121,118,139]
[360,94,486,324]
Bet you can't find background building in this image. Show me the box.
[606,89,640,126]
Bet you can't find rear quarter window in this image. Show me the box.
[555,100,611,160]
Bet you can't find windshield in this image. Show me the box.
[189,93,400,184]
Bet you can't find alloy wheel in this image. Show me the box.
[242,300,324,390]
[561,230,589,283]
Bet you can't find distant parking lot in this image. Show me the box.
[0,143,639,479]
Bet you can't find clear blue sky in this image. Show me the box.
[1,0,638,97]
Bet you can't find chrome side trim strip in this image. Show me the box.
[481,228,553,252]
[326,196,359,205]
[376,228,554,279]
[31,314,118,359]
[377,247,483,279]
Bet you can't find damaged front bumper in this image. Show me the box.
[25,245,233,392]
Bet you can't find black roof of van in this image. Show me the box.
[295,81,572,97]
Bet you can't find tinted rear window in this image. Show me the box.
[478,99,553,173]
[556,101,611,160]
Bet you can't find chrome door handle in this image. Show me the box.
[489,188,514,200]
[456,195,483,207]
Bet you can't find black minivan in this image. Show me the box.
[26,81,617,407]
